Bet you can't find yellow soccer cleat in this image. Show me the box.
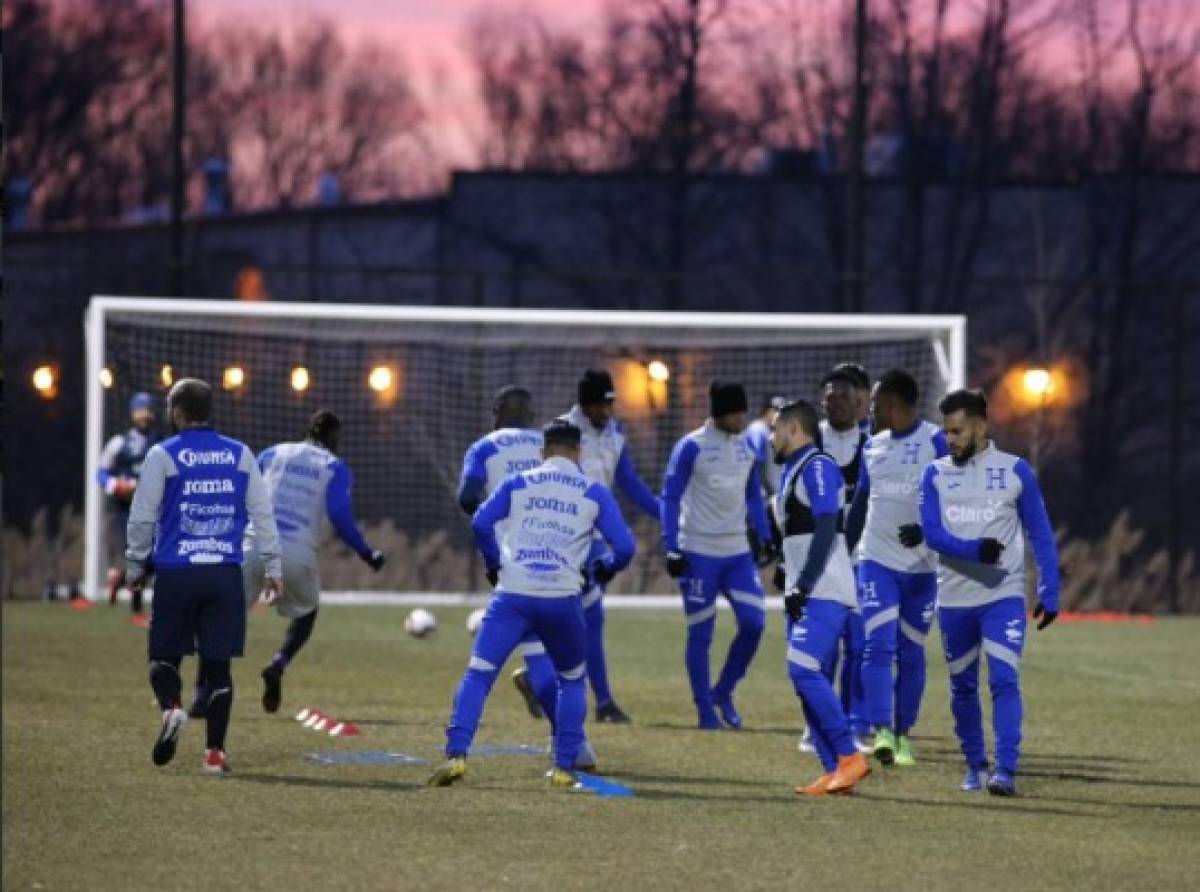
[546,767,582,790]
[427,757,467,787]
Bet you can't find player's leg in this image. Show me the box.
[513,637,557,721]
[584,541,630,723]
[980,598,1027,796]
[712,553,766,729]
[194,565,247,775]
[259,560,321,714]
[679,552,722,729]
[432,594,529,785]
[532,595,590,780]
[938,604,989,791]
[842,608,870,750]
[893,571,937,764]
[146,567,197,767]
[858,560,902,762]
[787,600,870,795]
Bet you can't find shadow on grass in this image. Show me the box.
[641,721,797,736]
[852,791,1106,819]
[614,769,784,789]
[232,772,425,793]
[1027,793,1200,814]
[1019,768,1200,789]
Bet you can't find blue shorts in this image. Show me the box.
[149,565,246,661]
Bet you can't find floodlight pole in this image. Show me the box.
[169,0,186,296]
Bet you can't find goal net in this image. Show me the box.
[84,298,965,600]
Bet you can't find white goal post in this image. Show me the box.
[83,296,966,601]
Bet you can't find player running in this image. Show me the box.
[239,409,385,715]
[845,369,948,766]
[772,399,871,795]
[661,381,775,730]
[919,388,1059,796]
[561,369,660,723]
[98,392,159,616]
[125,378,281,775]
[429,420,636,789]
[458,386,580,755]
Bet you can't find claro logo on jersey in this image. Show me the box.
[177,448,236,468]
[183,478,235,495]
[946,501,1004,524]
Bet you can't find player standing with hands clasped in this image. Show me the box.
[125,379,282,775]
[772,400,872,796]
[919,389,1059,797]
[661,381,777,730]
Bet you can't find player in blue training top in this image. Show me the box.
[238,410,385,716]
[458,386,596,768]
[845,368,949,767]
[919,388,1059,797]
[772,399,872,795]
[125,379,282,775]
[661,381,776,730]
[561,369,660,724]
[428,420,636,789]
[98,392,160,614]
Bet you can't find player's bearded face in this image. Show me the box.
[132,409,154,433]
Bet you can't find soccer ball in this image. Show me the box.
[466,607,486,636]
[404,608,438,638]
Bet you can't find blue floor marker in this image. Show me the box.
[469,743,548,758]
[575,774,636,798]
[306,751,429,766]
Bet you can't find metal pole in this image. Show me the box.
[169,0,186,296]
[845,0,868,312]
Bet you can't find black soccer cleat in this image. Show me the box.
[511,667,544,719]
[595,701,632,724]
[152,708,188,766]
[261,664,283,714]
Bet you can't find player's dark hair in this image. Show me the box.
[578,369,615,406]
[876,368,920,407]
[542,419,582,448]
[167,378,212,423]
[776,399,820,439]
[821,367,861,390]
[492,385,534,428]
[830,362,870,392]
[307,409,341,447]
[939,388,988,419]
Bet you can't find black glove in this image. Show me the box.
[1033,602,1058,630]
[590,559,616,586]
[485,566,499,587]
[665,551,688,578]
[362,549,386,572]
[784,586,809,623]
[772,563,786,592]
[898,524,924,548]
[978,538,1005,565]
[754,539,780,569]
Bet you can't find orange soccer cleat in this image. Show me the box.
[794,772,836,797]
[827,752,871,795]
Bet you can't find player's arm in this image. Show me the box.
[588,483,637,580]
[744,458,774,559]
[125,445,169,585]
[242,446,282,582]
[1014,459,1061,625]
[614,445,661,519]
[917,464,989,561]
[326,461,381,569]
[96,434,124,492]
[659,438,698,554]
[844,457,870,551]
[456,440,494,515]
[257,445,277,475]
[794,457,843,593]
[471,475,521,574]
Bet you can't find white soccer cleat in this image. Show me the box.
[797,727,816,753]
[152,707,188,766]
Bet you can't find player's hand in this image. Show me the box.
[755,539,780,568]
[898,524,924,548]
[784,586,809,623]
[111,478,137,503]
[772,563,787,592]
[485,566,500,587]
[665,551,688,578]
[978,538,1005,564]
[1033,602,1058,630]
[590,559,616,586]
[362,550,386,572]
[261,577,283,605]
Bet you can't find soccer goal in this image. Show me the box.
[83,297,965,601]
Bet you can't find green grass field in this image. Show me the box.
[4,601,1199,891]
